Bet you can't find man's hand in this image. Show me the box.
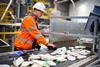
[47,43,57,50]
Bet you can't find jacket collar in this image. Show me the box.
[31,13,38,21]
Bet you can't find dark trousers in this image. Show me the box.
[15,39,41,51]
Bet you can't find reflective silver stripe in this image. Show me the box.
[23,16,31,20]
[21,28,28,32]
[20,26,28,32]
[16,36,33,44]
[36,34,42,39]
[21,26,36,32]
[21,26,37,32]
[27,26,37,31]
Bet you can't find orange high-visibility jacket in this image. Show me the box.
[15,15,48,50]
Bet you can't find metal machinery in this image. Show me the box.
[49,5,100,67]
[49,14,95,67]
[0,0,100,67]
[0,0,15,52]
[85,5,100,67]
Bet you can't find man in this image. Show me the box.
[15,2,56,50]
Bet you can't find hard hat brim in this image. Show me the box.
[34,7,47,14]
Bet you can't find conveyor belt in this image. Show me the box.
[0,41,97,67]
[0,50,97,67]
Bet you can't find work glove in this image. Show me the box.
[47,43,57,50]
[35,45,41,50]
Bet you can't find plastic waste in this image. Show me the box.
[32,60,49,67]
[10,50,26,57]
[13,57,24,67]
[46,61,56,66]
[51,47,67,55]
[40,44,48,51]
[79,50,91,55]
[15,50,26,56]
[75,46,86,49]
[31,63,42,67]
[21,61,33,67]
[67,50,79,56]
[77,55,87,59]
[0,64,10,67]
[67,55,76,61]
[40,54,56,61]
[29,54,41,60]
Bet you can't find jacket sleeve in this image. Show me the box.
[22,17,48,46]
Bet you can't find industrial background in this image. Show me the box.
[0,0,100,67]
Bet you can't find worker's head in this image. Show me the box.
[33,2,47,17]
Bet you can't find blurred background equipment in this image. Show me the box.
[0,39,11,53]
[0,0,100,67]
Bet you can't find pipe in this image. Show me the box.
[0,0,13,21]
[9,11,15,19]
[56,0,69,4]
[70,0,76,8]
[70,0,77,16]
[41,32,97,38]
[17,0,20,20]
[0,39,10,47]
[51,16,89,19]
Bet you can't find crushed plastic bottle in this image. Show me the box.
[9,50,26,57]
[15,50,26,56]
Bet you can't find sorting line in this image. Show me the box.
[68,55,96,67]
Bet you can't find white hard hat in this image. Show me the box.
[33,2,47,13]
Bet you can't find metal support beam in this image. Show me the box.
[56,0,69,4]
[51,16,89,19]
[0,0,13,21]
[68,55,97,67]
